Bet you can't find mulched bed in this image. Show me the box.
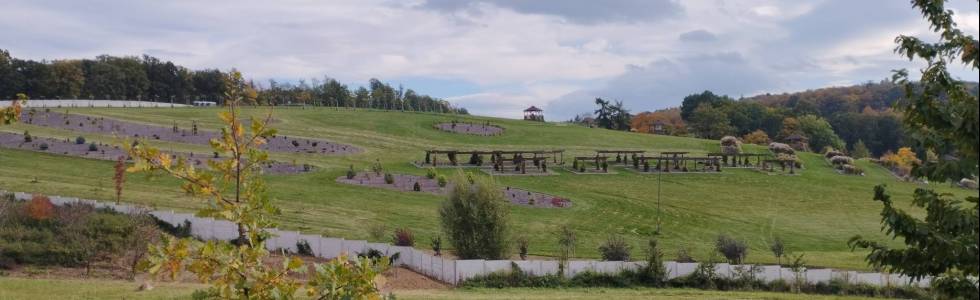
[0,132,313,175]
[19,110,361,155]
[434,122,503,136]
[336,172,571,208]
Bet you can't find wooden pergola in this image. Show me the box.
[423,149,564,169]
[572,156,609,172]
[706,153,771,167]
[424,150,496,166]
[635,154,721,172]
[595,150,646,165]
[762,158,797,174]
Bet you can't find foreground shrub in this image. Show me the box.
[459,260,932,298]
[392,227,414,246]
[516,236,529,260]
[0,200,144,272]
[430,236,442,256]
[440,172,510,259]
[296,240,314,256]
[641,238,667,286]
[25,194,54,221]
[345,164,356,179]
[598,235,632,261]
[306,254,390,300]
[715,234,748,264]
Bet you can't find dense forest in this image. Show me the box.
[0,49,466,114]
[591,81,979,157]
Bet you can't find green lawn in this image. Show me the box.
[0,277,880,300]
[1,107,971,270]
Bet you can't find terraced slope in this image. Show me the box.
[1,107,971,270]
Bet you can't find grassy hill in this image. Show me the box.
[1,107,970,270]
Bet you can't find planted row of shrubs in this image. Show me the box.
[460,263,928,299]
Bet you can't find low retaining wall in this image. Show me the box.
[3,190,930,287]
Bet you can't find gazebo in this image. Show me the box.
[523,106,544,121]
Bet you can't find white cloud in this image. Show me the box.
[0,0,976,119]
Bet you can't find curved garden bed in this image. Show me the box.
[434,122,503,136]
[0,132,313,175]
[19,110,361,155]
[336,172,571,208]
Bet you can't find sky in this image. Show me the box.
[2,0,978,119]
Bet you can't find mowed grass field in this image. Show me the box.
[0,277,882,300]
[1,107,971,270]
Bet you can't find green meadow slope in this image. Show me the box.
[1,107,970,270]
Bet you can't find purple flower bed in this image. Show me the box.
[336,172,571,208]
[0,132,312,175]
[20,111,361,155]
[434,122,503,136]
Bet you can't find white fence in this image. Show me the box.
[3,190,930,287]
[0,99,190,108]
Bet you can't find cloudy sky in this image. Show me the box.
[2,0,978,119]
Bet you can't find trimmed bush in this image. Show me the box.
[516,236,529,260]
[829,155,853,166]
[425,167,437,179]
[598,235,631,261]
[440,172,510,259]
[413,182,421,191]
[392,227,414,246]
[841,164,863,175]
[715,234,748,264]
[75,136,86,145]
[88,143,98,152]
[23,131,32,142]
[346,165,356,179]
[296,240,314,256]
[824,149,845,159]
[720,136,742,155]
[430,236,442,256]
[437,174,447,187]
[39,143,49,151]
[383,173,395,184]
[768,142,795,155]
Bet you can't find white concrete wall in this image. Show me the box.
[0,190,935,287]
[1,99,190,108]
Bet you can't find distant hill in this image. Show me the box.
[743,80,978,117]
